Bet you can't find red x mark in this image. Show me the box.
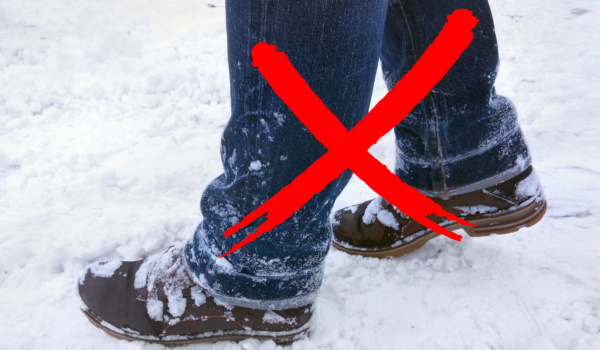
[220,9,479,258]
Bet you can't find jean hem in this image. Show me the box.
[209,289,317,310]
[182,234,321,310]
[418,156,532,198]
[396,121,531,197]
[182,248,317,310]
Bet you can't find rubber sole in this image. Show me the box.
[82,309,309,346]
[332,196,547,259]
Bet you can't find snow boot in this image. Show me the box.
[78,247,312,345]
[332,166,547,258]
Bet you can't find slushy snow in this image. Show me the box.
[1,0,599,349]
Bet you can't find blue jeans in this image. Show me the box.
[184,0,531,309]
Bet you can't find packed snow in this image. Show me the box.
[454,205,498,216]
[362,197,400,230]
[515,170,541,200]
[134,247,192,320]
[1,0,599,349]
[86,260,122,280]
[263,310,296,326]
[192,286,208,307]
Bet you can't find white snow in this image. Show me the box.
[134,254,160,289]
[516,170,541,199]
[363,197,401,229]
[455,205,498,216]
[375,209,400,230]
[1,0,599,349]
[166,286,187,319]
[346,204,359,214]
[191,287,207,307]
[214,255,234,270]
[362,197,383,225]
[87,261,122,280]
[146,298,164,322]
[262,310,287,324]
[274,112,285,127]
[133,247,192,319]
[262,310,296,326]
[249,160,262,171]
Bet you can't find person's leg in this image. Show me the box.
[383,0,528,193]
[184,0,388,310]
[332,0,547,257]
[79,0,390,344]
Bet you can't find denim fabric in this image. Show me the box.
[382,0,530,197]
[185,0,531,309]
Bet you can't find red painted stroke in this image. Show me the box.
[221,9,479,258]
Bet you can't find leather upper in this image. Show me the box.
[332,166,536,248]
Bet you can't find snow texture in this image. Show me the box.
[262,310,287,324]
[88,261,122,279]
[146,298,164,323]
[214,255,234,271]
[362,197,383,225]
[134,247,192,320]
[455,205,498,216]
[249,160,262,171]
[262,310,296,326]
[191,286,207,307]
[346,204,359,214]
[363,197,400,229]
[516,170,541,199]
[1,0,599,349]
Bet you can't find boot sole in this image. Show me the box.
[332,195,547,259]
[82,309,309,346]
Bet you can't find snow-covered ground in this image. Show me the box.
[1,0,598,349]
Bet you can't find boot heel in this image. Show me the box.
[464,197,547,237]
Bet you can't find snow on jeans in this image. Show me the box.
[184,0,532,310]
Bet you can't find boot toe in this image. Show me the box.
[78,260,162,336]
[332,200,378,247]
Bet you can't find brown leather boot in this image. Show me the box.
[332,166,547,258]
[78,247,312,345]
